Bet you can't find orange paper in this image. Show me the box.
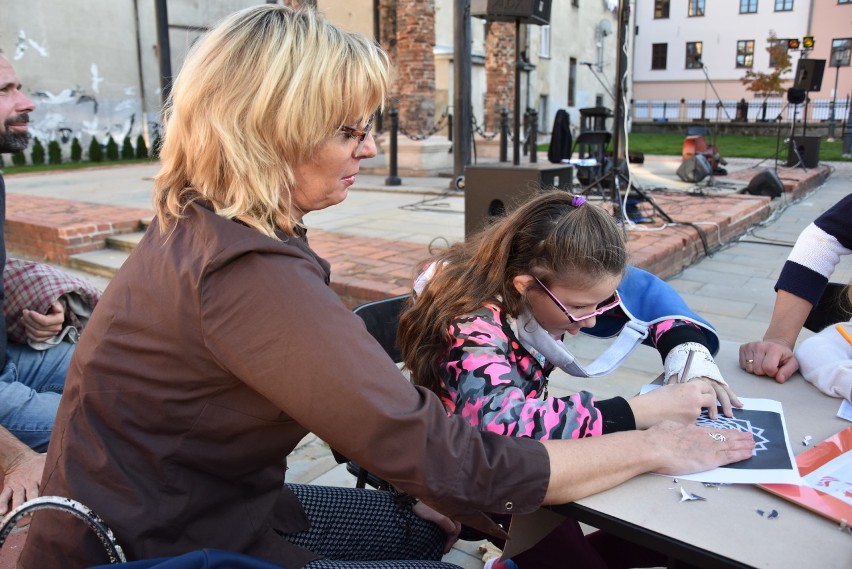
[759,426,852,525]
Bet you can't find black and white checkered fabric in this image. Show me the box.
[284,484,460,569]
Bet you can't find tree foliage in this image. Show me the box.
[135,134,148,159]
[70,137,83,162]
[121,136,135,160]
[740,31,792,99]
[88,137,103,162]
[48,140,63,164]
[30,138,46,165]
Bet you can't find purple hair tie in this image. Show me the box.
[571,195,586,207]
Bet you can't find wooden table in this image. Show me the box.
[508,341,851,569]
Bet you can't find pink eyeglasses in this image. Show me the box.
[532,276,621,323]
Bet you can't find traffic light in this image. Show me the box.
[803,36,815,49]
[787,38,800,50]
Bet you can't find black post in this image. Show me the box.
[447,112,453,143]
[386,108,401,186]
[700,99,706,120]
[499,108,509,162]
[513,18,522,165]
[529,109,538,163]
[453,0,473,181]
[843,95,852,156]
[154,0,172,106]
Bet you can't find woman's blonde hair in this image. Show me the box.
[398,190,627,397]
[153,5,390,238]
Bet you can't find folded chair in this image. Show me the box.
[331,294,412,489]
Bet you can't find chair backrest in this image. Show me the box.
[352,294,412,363]
[573,130,611,160]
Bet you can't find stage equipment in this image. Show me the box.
[471,0,552,25]
[676,155,712,184]
[794,59,826,92]
[786,135,821,168]
[742,169,784,198]
[463,163,572,236]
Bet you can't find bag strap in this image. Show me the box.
[0,495,127,563]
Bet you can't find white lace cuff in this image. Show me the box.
[663,342,726,385]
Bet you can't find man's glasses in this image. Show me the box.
[339,115,374,155]
[532,276,621,323]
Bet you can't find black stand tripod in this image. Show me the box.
[784,87,808,170]
[581,0,674,228]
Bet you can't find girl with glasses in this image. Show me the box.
[398,190,741,569]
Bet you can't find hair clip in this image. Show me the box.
[571,196,586,207]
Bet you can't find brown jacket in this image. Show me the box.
[20,201,550,568]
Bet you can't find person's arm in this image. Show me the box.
[0,425,44,515]
[540,420,755,505]
[650,319,741,417]
[739,290,813,383]
[441,309,633,439]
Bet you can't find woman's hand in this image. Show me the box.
[0,450,45,516]
[739,340,799,383]
[628,382,716,429]
[412,501,462,554]
[649,421,755,476]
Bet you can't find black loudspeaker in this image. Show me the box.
[471,0,552,25]
[676,155,712,183]
[786,135,821,168]
[786,87,806,105]
[742,169,784,198]
[794,59,826,92]
[463,163,572,237]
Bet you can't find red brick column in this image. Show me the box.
[485,21,515,132]
[395,0,436,134]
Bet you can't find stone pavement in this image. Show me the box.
[0,157,850,568]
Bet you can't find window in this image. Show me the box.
[831,38,852,67]
[774,0,793,10]
[568,58,577,107]
[652,43,668,70]
[654,0,670,18]
[740,0,758,13]
[737,40,755,68]
[686,42,703,68]
[688,0,705,16]
[539,25,551,58]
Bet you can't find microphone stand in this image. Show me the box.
[580,61,615,101]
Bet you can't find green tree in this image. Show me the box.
[121,136,135,160]
[70,137,83,162]
[741,31,792,100]
[0,153,4,168]
[106,137,119,161]
[135,134,148,159]
[12,151,26,166]
[150,134,162,159]
[30,137,46,165]
[88,137,103,162]
[48,140,63,164]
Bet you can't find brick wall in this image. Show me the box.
[485,22,515,133]
[395,0,436,134]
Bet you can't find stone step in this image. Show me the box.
[68,248,131,279]
[105,231,146,252]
